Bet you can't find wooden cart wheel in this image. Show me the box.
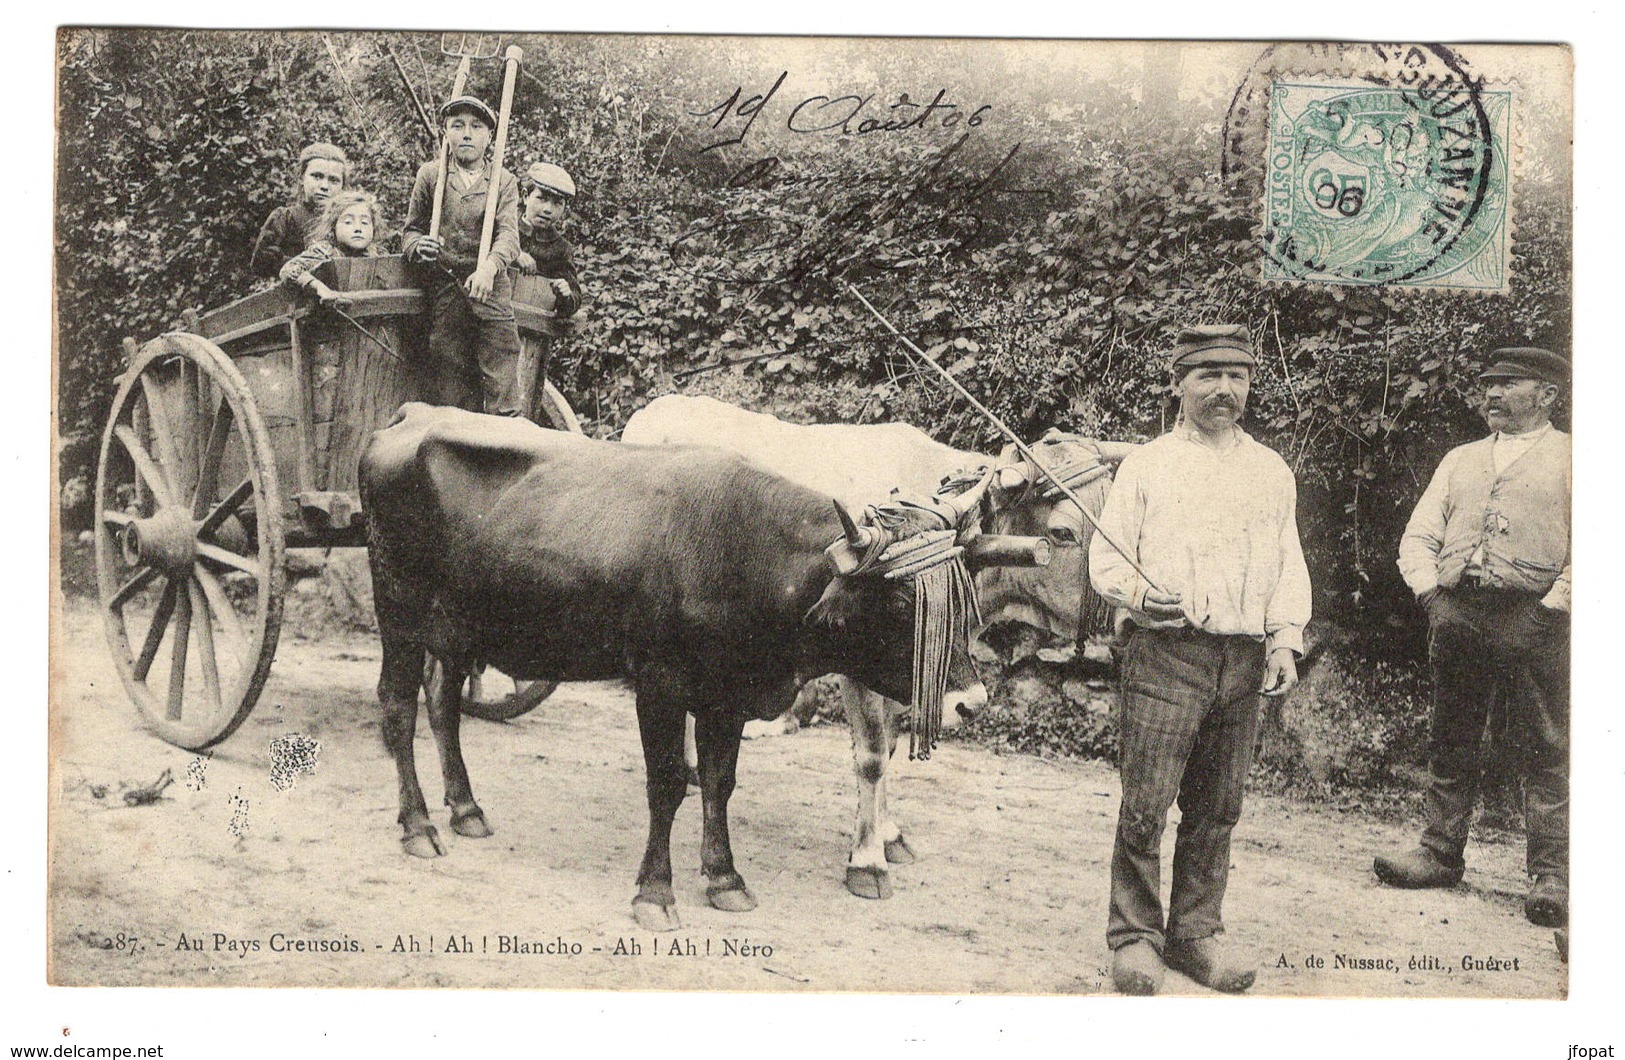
[425,656,557,723]
[94,333,285,750]
[535,379,582,434]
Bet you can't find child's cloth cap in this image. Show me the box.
[440,95,498,129]
[525,162,577,198]
[299,142,349,167]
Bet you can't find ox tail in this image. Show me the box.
[909,556,981,761]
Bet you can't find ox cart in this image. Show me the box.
[93,256,582,750]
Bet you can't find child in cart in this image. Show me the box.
[515,161,582,319]
[250,142,349,279]
[401,95,525,416]
[278,189,385,306]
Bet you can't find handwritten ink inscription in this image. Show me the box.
[691,71,994,152]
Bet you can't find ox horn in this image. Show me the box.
[941,465,995,524]
[833,499,874,548]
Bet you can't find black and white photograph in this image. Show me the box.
[25,9,1617,1055]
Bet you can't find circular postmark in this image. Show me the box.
[1224,44,1510,291]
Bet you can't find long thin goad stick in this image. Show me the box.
[846,283,1167,595]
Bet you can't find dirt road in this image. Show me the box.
[48,601,1564,996]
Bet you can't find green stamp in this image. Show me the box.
[1262,80,1513,292]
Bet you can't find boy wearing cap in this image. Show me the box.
[1089,324,1311,996]
[1376,347,1571,928]
[401,95,524,415]
[516,161,582,319]
[250,142,349,279]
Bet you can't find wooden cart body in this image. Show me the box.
[94,256,579,748]
[195,255,577,547]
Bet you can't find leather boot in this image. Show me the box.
[1525,875,1568,927]
[1165,935,1256,993]
[1110,940,1164,996]
[1373,846,1465,889]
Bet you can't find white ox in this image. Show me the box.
[623,394,1123,899]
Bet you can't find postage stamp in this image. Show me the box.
[1261,79,1514,292]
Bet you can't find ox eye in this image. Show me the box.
[1048,526,1080,546]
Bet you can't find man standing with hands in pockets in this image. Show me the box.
[1374,347,1570,929]
[1089,324,1312,995]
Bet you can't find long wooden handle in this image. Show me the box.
[427,57,472,243]
[477,46,523,267]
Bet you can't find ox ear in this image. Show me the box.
[804,576,862,631]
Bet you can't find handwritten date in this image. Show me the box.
[692,72,993,152]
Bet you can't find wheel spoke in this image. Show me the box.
[187,577,222,715]
[183,360,203,486]
[101,509,135,529]
[197,540,262,578]
[113,425,177,509]
[139,373,190,509]
[199,477,254,538]
[194,564,247,659]
[132,398,151,511]
[133,578,179,682]
[167,584,192,720]
[109,565,160,611]
[193,397,235,519]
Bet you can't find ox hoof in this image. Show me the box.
[884,837,917,865]
[401,828,445,859]
[451,809,493,839]
[707,886,758,913]
[632,900,681,932]
[845,865,893,900]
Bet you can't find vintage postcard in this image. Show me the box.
[47,27,1581,1025]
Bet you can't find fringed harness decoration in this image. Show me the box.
[825,475,990,761]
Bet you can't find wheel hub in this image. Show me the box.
[120,507,198,573]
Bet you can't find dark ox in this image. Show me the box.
[623,395,1127,898]
[361,403,1006,929]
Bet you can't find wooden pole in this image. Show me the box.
[478,46,524,268]
[846,283,1166,594]
[427,57,472,243]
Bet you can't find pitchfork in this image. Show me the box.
[427,32,502,243]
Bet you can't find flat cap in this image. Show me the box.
[439,95,498,129]
[1479,347,1569,386]
[1169,324,1256,372]
[524,161,577,198]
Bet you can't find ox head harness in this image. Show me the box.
[998,432,1111,504]
[823,468,992,761]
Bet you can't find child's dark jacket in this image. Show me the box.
[250,200,322,279]
[519,220,582,317]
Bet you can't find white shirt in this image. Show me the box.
[1492,421,1552,474]
[1088,425,1312,655]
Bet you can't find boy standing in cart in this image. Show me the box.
[402,95,524,416]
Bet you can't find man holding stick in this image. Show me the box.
[1089,324,1311,995]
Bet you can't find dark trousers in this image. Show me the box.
[1421,587,1569,879]
[1108,627,1265,952]
[425,272,522,416]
